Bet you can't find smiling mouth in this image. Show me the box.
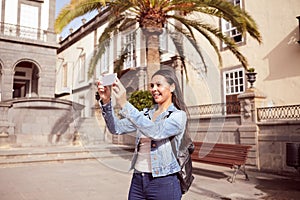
[152,93,161,99]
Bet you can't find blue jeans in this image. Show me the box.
[128,171,182,200]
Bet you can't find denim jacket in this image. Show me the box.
[100,101,187,177]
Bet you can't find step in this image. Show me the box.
[77,117,107,145]
[0,143,135,167]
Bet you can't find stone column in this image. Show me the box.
[238,88,266,168]
[169,56,184,96]
[138,67,147,90]
[47,0,57,43]
[1,68,14,101]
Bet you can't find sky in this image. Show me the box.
[55,0,97,39]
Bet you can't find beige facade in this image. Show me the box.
[221,0,300,106]
[4,0,294,172]
[55,2,300,122]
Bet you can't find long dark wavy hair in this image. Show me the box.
[152,68,193,150]
[151,69,187,113]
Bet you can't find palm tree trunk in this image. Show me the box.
[145,33,161,81]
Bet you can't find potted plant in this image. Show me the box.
[245,67,257,88]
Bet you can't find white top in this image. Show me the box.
[134,136,152,173]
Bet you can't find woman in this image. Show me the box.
[97,69,187,200]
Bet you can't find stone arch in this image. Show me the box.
[13,59,41,98]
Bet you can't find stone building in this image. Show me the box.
[0,0,83,147]
[55,0,300,174]
[0,0,299,174]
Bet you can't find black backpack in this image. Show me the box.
[170,129,195,194]
[144,110,194,194]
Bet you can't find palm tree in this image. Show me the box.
[55,0,262,80]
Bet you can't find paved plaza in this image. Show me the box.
[0,146,299,200]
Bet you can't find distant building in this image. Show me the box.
[0,0,57,100]
[56,0,300,173]
[0,0,82,147]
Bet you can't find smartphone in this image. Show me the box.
[101,73,116,86]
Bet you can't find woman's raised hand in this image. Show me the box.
[97,81,111,104]
[112,78,127,108]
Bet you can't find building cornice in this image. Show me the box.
[57,8,111,54]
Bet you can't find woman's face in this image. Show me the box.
[149,75,174,105]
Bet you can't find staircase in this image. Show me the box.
[0,143,134,168]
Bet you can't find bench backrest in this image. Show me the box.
[192,142,252,166]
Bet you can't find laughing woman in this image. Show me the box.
[97,69,187,200]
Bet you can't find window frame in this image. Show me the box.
[62,63,68,88]
[100,47,109,74]
[220,0,245,50]
[79,53,86,82]
[122,31,136,69]
[223,67,246,97]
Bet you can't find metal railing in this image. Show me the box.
[0,22,48,42]
[257,104,300,121]
[187,102,240,116]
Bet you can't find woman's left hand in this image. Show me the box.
[112,78,127,108]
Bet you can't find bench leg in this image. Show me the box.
[230,165,249,183]
[241,165,249,181]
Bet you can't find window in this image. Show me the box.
[79,54,86,82]
[223,68,245,114]
[20,4,39,40]
[100,47,109,74]
[160,27,168,53]
[63,63,68,88]
[224,68,245,95]
[122,32,136,69]
[221,0,244,48]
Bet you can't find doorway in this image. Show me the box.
[13,61,39,98]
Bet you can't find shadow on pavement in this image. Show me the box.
[193,167,228,179]
[250,171,300,200]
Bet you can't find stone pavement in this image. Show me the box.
[0,145,300,200]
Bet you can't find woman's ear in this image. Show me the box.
[170,83,175,93]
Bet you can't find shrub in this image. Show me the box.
[129,90,153,111]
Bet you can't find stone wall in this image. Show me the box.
[189,115,241,144]
[258,121,300,173]
[2,97,84,147]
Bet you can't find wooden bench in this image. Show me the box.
[191,142,252,183]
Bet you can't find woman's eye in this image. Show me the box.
[150,83,154,88]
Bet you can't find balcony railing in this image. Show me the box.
[257,104,300,121]
[0,22,48,42]
[187,102,240,116]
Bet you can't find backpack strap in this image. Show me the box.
[144,109,173,120]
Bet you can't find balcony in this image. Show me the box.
[257,104,300,122]
[0,22,56,44]
[187,102,241,116]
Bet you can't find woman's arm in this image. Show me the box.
[119,102,187,140]
[100,101,136,135]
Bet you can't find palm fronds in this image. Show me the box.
[55,0,262,79]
